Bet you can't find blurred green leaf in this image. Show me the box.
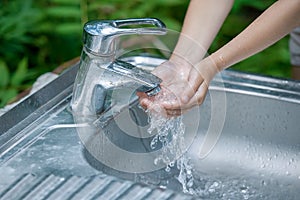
[0,88,18,107]
[232,0,274,13]
[0,60,10,87]
[46,7,81,18]
[150,0,184,6]
[49,0,80,5]
[55,23,82,34]
[88,3,116,13]
[11,57,28,87]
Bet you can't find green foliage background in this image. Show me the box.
[0,0,291,107]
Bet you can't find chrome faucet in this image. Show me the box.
[71,18,166,124]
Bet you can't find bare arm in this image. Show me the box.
[140,0,300,116]
[171,0,234,66]
[209,0,300,71]
[182,0,300,107]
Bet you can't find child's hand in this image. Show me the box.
[137,57,217,117]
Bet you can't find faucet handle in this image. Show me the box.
[113,18,166,35]
[83,18,166,56]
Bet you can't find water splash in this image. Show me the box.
[146,91,195,194]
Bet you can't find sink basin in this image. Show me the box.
[0,56,299,199]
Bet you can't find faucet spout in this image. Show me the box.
[108,59,161,96]
[71,18,166,128]
[86,58,162,127]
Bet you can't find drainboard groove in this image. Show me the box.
[143,189,174,200]
[88,180,120,200]
[168,193,194,200]
[43,175,90,200]
[0,173,45,200]
[69,176,114,200]
[66,176,99,200]
[21,174,66,200]
[94,180,133,200]
[0,173,195,200]
[0,173,28,199]
[117,184,152,200]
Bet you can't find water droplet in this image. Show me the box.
[267,157,272,161]
[165,166,171,172]
[159,185,167,189]
[169,161,175,167]
[243,194,250,200]
[212,181,219,187]
[154,158,159,165]
[187,179,194,187]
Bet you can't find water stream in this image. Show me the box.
[146,92,195,194]
[144,92,267,199]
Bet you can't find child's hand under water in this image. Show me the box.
[137,58,217,117]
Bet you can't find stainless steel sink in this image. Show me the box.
[0,56,299,200]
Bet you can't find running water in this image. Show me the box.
[145,105,265,199]
[146,91,195,194]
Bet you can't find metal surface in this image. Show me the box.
[70,52,162,126]
[72,18,164,126]
[0,174,192,200]
[83,18,166,55]
[0,65,78,144]
[110,59,162,95]
[0,56,300,199]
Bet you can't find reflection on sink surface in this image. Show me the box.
[0,56,300,199]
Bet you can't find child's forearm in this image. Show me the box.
[209,0,300,71]
[171,0,234,66]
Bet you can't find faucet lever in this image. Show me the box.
[83,18,166,56]
[113,18,166,35]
